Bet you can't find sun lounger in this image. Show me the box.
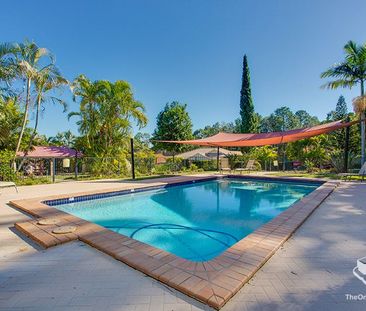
[235,159,256,174]
[0,181,18,193]
[220,167,231,174]
[338,162,366,181]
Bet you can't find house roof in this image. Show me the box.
[176,147,241,160]
[16,146,83,159]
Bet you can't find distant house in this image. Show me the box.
[16,146,82,181]
[176,147,241,161]
[155,153,167,164]
[16,146,82,159]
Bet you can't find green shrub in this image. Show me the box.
[17,176,51,186]
[0,150,16,181]
[84,156,128,177]
[152,164,171,174]
[135,150,156,175]
[304,159,315,172]
[189,163,199,171]
[165,157,184,172]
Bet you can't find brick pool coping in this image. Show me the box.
[10,175,338,309]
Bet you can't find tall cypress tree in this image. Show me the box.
[240,55,257,133]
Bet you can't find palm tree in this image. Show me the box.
[48,130,76,147]
[321,40,366,164]
[0,40,56,160]
[100,80,147,157]
[69,75,147,158]
[69,75,103,154]
[30,65,68,145]
[0,42,18,98]
[17,64,68,171]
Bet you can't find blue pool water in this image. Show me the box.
[54,178,319,261]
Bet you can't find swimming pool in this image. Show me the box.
[52,177,319,261]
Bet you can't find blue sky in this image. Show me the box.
[1,0,365,137]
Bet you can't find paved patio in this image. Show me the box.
[1,177,366,310]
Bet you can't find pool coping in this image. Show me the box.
[10,175,339,309]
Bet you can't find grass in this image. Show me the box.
[13,169,365,186]
[261,170,366,181]
[263,170,341,179]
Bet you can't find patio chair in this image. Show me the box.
[338,162,366,181]
[235,159,256,174]
[0,181,18,194]
[220,164,232,174]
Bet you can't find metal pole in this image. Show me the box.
[130,138,135,179]
[52,158,56,183]
[361,81,365,166]
[216,146,220,171]
[74,152,78,180]
[344,117,350,173]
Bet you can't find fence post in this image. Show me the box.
[344,116,350,173]
[74,153,78,180]
[130,138,135,179]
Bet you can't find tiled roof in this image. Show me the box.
[16,146,82,158]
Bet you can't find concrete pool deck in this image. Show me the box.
[1,175,366,310]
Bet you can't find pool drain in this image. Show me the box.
[52,225,77,234]
[37,218,60,225]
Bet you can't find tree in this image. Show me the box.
[286,135,330,169]
[321,40,366,164]
[249,146,277,170]
[335,95,348,120]
[48,131,77,147]
[295,110,319,127]
[18,64,68,171]
[0,40,56,160]
[260,107,300,132]
[0,42,18,98]
[193,121,237,139]
[152,101,193,155]
[325,96,350,152]
[240,55,258,133]
[69,75,103,153]
[134,132,151,151]
[69,75,147,158]
[0,97,23,150]
[15,41,55,159]
[327,95,348,121]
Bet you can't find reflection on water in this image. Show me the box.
[55,178,318,261]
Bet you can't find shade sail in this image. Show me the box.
[157,120,357,147]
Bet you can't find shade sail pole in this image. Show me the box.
[130,138,135,180]
[216,146,220,171]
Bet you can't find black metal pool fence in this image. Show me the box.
[8,155,324,184]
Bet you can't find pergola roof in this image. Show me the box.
[16,146,82,159]
[157,120,357,147]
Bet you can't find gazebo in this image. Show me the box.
[16,146,83,182]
